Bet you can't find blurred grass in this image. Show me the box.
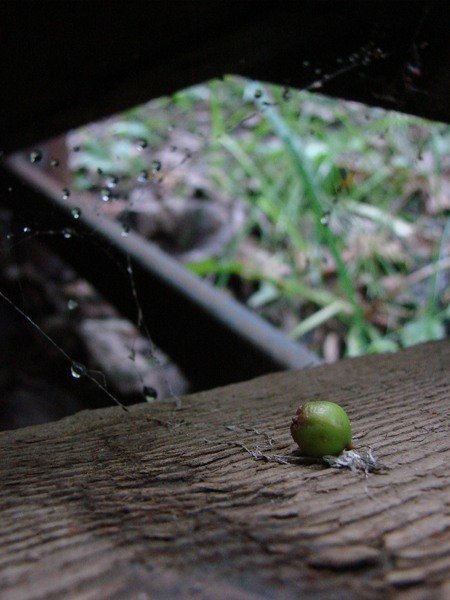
[70,76,450,360]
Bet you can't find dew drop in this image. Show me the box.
[320,210,331,226]
[121,225,130,237]
[282,87,291,101]
[6,233,14,240]
[67,299,79,310]
[254,89,262,99]
[62,188,71,200]
[101,188,111,202]
[50,158,60,167]
[105,175,119,189]
[137,170,148,183]
[151,160,161,173]
[372,48,382,59]
[71,207,81,219]
[406,62,422,77]
[70,362,86,379]
[29,150,42,163]
[302,60,310,67]
[62,228,73,239]
[143,385,158,401]
[137,138,148,149]
[23,226,31,233]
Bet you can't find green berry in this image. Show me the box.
[290,400,352,457]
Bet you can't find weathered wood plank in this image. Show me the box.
[0,340,449,599]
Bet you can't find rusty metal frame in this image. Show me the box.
[1,156,321,391]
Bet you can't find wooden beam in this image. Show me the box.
[1,1,448,153]
[0,340,448,598]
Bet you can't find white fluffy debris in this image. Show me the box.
[322,448,388,474]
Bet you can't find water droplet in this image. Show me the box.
[282,88,291,101]
[406,62,422,77]
[6,233,14,240]
[72,145,81,152]
[67,299,79,310]
[151,160,161,173]
[314,68,322,75]
[372,47,383,59]
[29,150,42,163]
[137,170,148,183]
[71,207,81,219]
[101,188,111,202]
[320,210,331,226]
[62,228,73,239]
[62,188,71,200]
[7,187,13,192]
[302,60,310,67]
[143,385,158,401]
[254,89,262,99]
[121,225,130,237]
[50,158,60,167]
[137,138,148,149]
[23,226,31,233]
[70,362,86,379]
[105,175,119,189]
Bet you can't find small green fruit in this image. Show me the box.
[290,400,352,457]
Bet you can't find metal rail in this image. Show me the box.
[1,156,321,391]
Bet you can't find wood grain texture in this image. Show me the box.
[0,340,449,599]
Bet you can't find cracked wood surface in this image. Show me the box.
[0,340,449,599]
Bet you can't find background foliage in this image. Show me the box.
[69,77,450,360]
